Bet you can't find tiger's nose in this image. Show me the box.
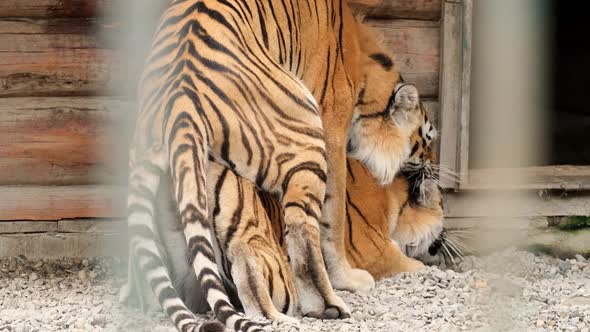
[428,238,443,255]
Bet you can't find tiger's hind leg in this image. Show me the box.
[166,99,263,332]
[206,163,298,323]
[123,146,224,332]
[228,244,299,324]
[279,163,351,319]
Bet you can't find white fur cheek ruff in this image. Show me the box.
[347,116,408,186]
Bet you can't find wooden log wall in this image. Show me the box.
[0,0,442,224]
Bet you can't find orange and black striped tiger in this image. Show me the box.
[121,1,422,331]
[153,99,442,322]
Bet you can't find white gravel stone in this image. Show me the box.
[1,250,590,331]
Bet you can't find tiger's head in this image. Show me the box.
[390,114,443,259]
[347,22,424,185]
[390,117,466,266]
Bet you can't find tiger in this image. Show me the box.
[150,100,443,322]
[121,1,423,331]
[345,114,445,279]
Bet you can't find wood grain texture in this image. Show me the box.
[0,0,109,18]
[368,19,440,97]
[443,191,590,218]
[0,18,120,97]
[349,0,441,20]
[458,0,472,185]
[0,0,441,20]
[465,166,590,190]
[0,97,134,185]
[0,221,57,234]
[0,185,125,220]
[0,17,440,98]
[57,219,124,233]
[0,232,124,258]
[438,1,463,188]
[0,98,439,186]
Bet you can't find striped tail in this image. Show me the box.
[122,151,224,332]
[165,93,264,332]
[121,92,264,332]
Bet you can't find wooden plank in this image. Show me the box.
[0,232,124,258]
[58,219,124,233]
[349,0,441,20]
[0,185,125,220]
[0,98,439,186]
[438,0,466,188]
[0,97,134,185]
[0,17,439,98]
[0,221,57,234]
[368,19,440,97]
[0,0,109,18]
[443,191,590,218]
[465,166,590,190]
[0,98,437,186]
[0,18,120,97]
[458,0,472,185]
[0,0,441,20]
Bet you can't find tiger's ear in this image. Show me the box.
[392,83,419,111]
[390,83,420,127]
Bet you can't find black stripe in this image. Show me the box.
[180,204,208,228]
[281,161,327,194]
[128,203,153,217]
[410,141,420,156]
[284,202,319,220]
[213,300,235,324]
[158,285,178,304]
[369,53,394,71]
[187,235,216,265]
[127,224,155,239]
[319,47,331,105]
[347,192,382,238]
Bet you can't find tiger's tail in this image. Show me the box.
[122,91,263,332]
[122,145,225,332]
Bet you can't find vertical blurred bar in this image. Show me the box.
[470,0,551,329]
[96,0,169,258]
[471,0,549,170]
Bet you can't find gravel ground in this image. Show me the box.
[1,249,589,332]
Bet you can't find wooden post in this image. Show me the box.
[438,0,472,188]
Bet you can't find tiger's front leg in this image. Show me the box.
[280,156,350,319]
[320,117,376,294]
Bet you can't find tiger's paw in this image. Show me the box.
[303,301,351,320]
[269,313,299,325]
[331,267,375,294]
[322,301,351,320]
[403,257,426,273]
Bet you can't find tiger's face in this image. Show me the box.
[393,117,465,266]
[346,22,424,185]
[399,112,439,203]
[389,116,443,259]
[403,114,438,172]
